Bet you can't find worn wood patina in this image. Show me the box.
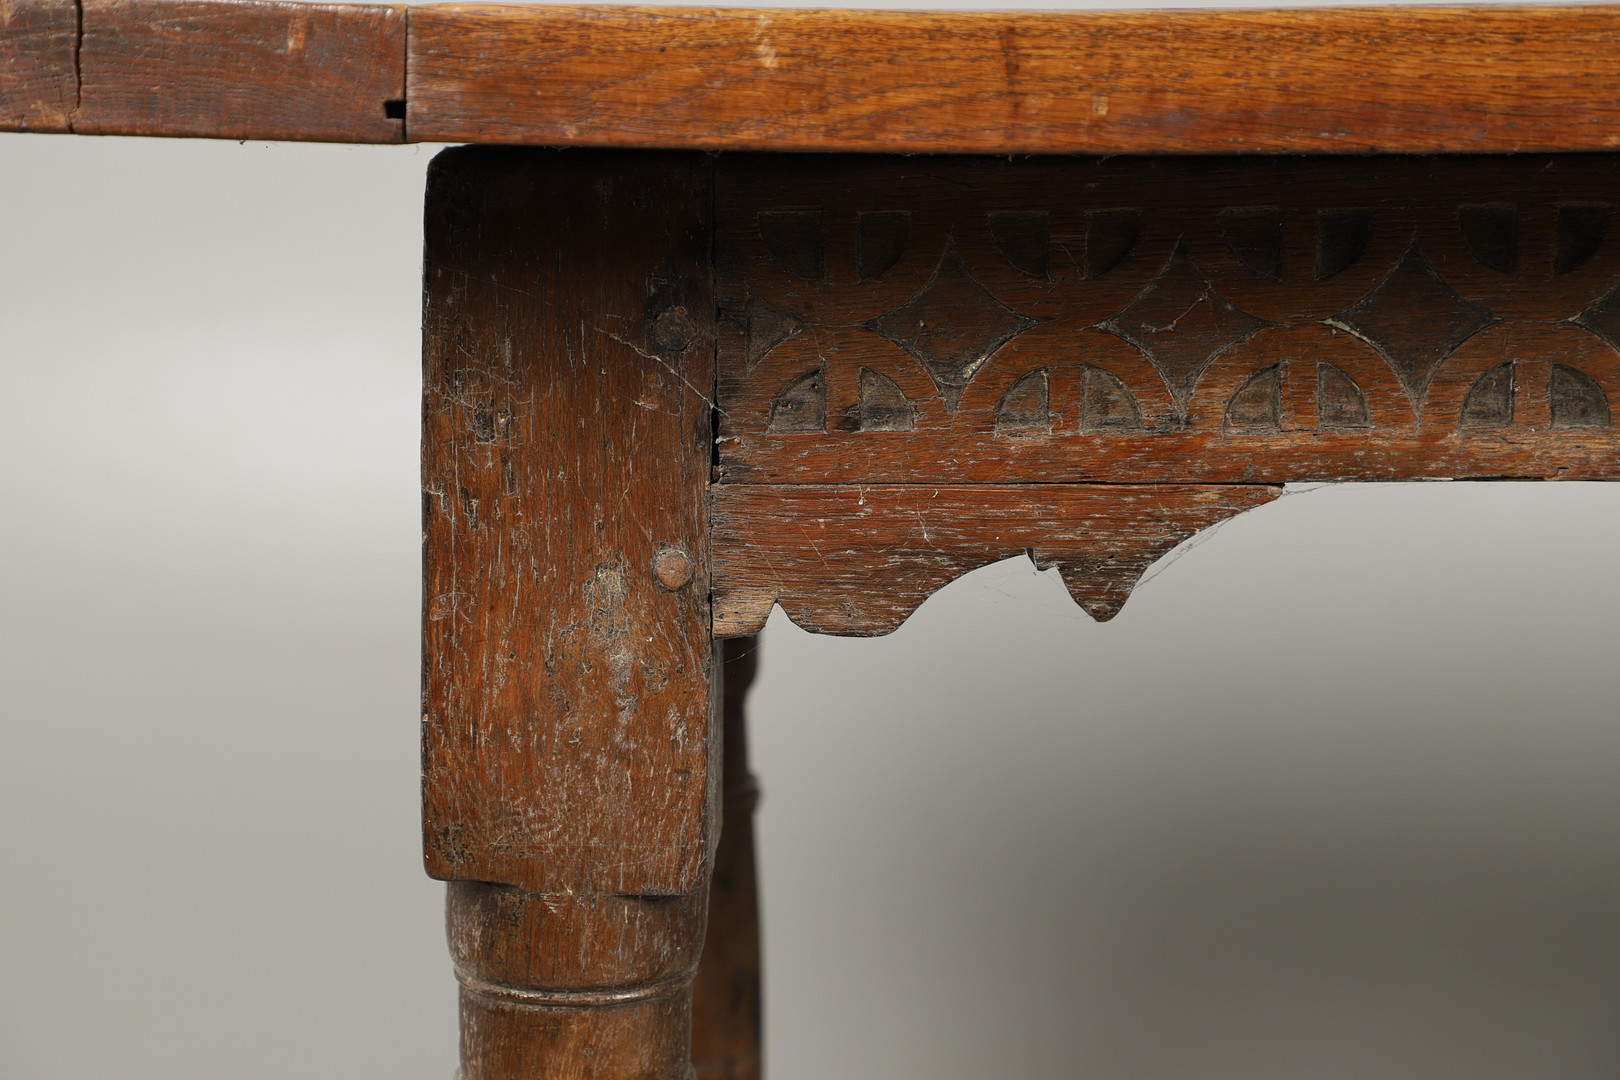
[9,2,1620,151]
[5,2,1620,1077]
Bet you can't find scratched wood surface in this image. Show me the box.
[709,153,1620,635]
[75,0,405,141]
[422,147,717,898]
[710,485,1282,636]
[717,154,1620,487]
[409,4,1620,154]
[0,0,75,132]
[448,883,708,1080]
[10,2,1620,152]
[422,147,719,1078]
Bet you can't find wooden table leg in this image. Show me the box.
[692,637,764,1080]
[448,883,711,1077]
[421,147,719,1079]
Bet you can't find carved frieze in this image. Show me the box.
[716,155,1620,484]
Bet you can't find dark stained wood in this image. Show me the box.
[717,153,1620,486]
[422,146,717,898]
[448,882,708,1080]
[710,485,1281,637]
[423,145,719,1077]
[459,988,693,1080]
[0,0,75,132]
[75,0,404,141]
[21,2,1620,1069]
[691,637,763,1080]
[407,4,1620,155]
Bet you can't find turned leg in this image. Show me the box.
[420,148,718,1078]
[692,637,764,1080]
[448,884,710,1078]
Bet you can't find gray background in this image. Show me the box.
[4,3,1620,1075]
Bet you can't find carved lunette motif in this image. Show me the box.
[708,155,1620,635]
[716,155,1620,485]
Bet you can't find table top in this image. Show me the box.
[4,1,1620,153]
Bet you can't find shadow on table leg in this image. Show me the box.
[692,635,764,1080]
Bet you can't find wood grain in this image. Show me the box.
[408,4,1620,154]
[76,0,404,141]
[423,146,718,1077]
[421,147,717,898]
[14,2,1620,151]
[717,153,1620,486]
[710,485,1282,637]
[0,0,76,132]
[448,882,708,1080]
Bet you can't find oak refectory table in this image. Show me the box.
[8,2,1620,1075]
